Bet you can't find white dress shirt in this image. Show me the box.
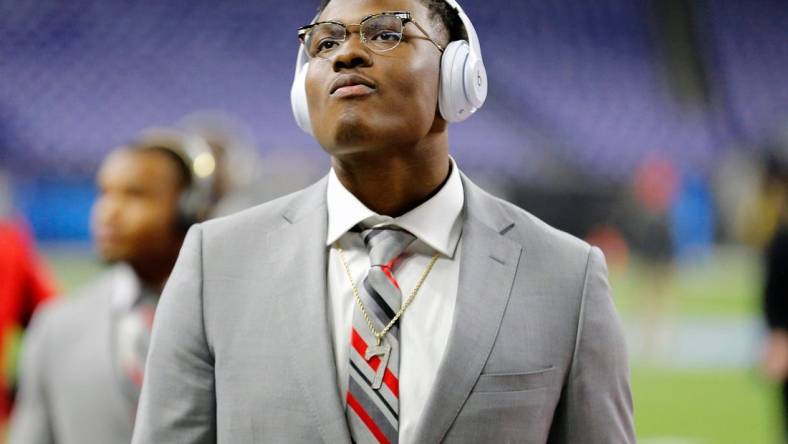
[326,159,464,443]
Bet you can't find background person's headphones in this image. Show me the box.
[290,0,488,134]
[132,127,219,231]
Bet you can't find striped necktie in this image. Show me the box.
[346,225,416,444]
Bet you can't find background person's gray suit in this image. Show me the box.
[9,269,137,444]
[132,173,635,443]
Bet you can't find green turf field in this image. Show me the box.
[631,367,780,444]
[610,248,762,317]
[611,249,781,443]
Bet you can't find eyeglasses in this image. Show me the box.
[297,11,444,60]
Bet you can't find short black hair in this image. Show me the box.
[317,0,467,44]
[127,144,193,190]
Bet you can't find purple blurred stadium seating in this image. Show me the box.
[0,0,786,184]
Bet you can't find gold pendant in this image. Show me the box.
[364,342,391,390]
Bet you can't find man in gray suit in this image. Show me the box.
[133,0,635,442]
[9,130,221,444]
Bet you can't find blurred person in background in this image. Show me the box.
[8,129,222,444]
[744,150,788,251]
[132,0,634,442]
[0,170,57,442]
[621,154,679,361]
[761,140,788,441]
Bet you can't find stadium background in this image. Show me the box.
[2,0,787,442]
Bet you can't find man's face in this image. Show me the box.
[91,149,184,264]
[305,0,445,155]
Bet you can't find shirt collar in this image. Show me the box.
[111,264,141,312]
[326,157,464,257]
[111,264,159,312]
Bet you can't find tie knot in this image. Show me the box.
[358,225,416,267]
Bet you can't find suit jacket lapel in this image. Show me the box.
[412,174,523,443]
[273,178,352,443]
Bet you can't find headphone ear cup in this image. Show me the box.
[176,172,217,232]
[176,185,214,232]
[290,60,313,134]
[438,41,471,123]
[175,189,196,233]
[464,51,488,110]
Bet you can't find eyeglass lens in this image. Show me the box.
[305,14,405,58]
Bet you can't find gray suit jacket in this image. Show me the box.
[132,173,635,443]
[9,268,136,444]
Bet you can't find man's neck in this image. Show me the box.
[129,254,179,295]
[331,145,451,218]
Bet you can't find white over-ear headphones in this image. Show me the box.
[290,0,487,134]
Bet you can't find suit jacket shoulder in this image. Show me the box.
[194,177,328,283]
[201,177,327,242]
[462,173,593,280]
[31,269,115,340]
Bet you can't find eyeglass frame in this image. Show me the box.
[297,11,445,59]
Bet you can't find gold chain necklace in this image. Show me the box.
[335,243,440,346]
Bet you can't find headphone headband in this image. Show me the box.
[131,127,219,228]
[441,0,483,59]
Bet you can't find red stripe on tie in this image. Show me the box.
[382,370,399,398]
[351,328,400,398]
[347,391,391,444]
[351,327,368,357]
[141,306,155,328]
[379,265,400,289]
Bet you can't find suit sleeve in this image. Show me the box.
[548,247,635,444]
[8,308,56,444]
[132,225,217,443]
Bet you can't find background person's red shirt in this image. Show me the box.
[0,219,57,427]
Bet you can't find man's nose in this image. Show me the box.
[331,32,372,71]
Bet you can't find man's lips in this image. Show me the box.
[332,84,376,98]
[330,74,377,97]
